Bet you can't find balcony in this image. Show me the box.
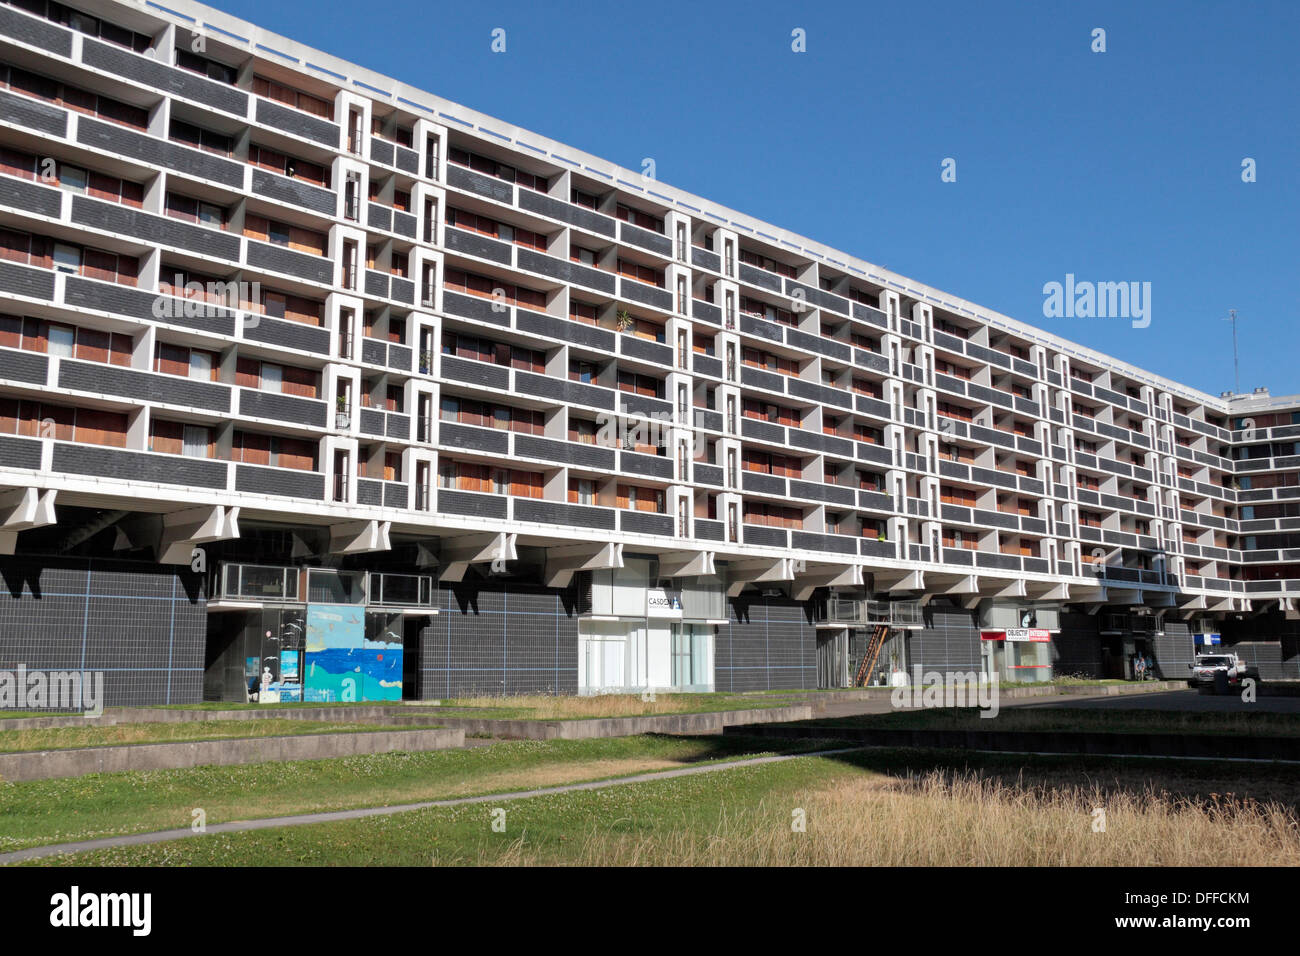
[213,563,300,603]
[367,572,435,608]
[818,597,922,628]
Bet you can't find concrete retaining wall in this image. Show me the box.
[373,705,817,740]
[722,723,1300,761]
[763,681,1187,705]
[0,727,464,782]
[0,683,1191,730]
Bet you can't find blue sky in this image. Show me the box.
[216,0,1298,397]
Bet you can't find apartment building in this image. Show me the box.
[0,0,1296,705]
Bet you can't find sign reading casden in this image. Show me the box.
[646,588,683,619]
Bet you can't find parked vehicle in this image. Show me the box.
[1189,653,1257,691]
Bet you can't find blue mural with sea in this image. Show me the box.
[304,604,403,702]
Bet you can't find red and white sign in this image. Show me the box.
[980,628,1051,642]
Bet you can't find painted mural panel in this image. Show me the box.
[304,605,402,702]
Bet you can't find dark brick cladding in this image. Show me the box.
[0,556,206,707]
[413,581,580,697]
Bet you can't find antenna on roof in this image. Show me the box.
[1223,309,1241,395]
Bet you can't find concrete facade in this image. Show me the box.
[0,0,1296,704]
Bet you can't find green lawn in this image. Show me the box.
[27,747,1300,866]
[27,750,850,866]
[0,734,830,853]
[0,719,443,754]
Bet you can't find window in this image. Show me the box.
[182,425,210,458]
[151,420,211,457]
[169,119,232,156]
[442,332,543,373]
[176,50,236,85]
[57,164,87,194]
[617,484,665,513]
[571,187,599,210]
[569,419,598,444]
[738,248,797,279]
[570,301,598,325]
[742,502,803,529]
[154,342,218,380]
[245,215,327,256]
[47,323,74,357]
[188,350,212,381]
[615,203,664,234]
[448,147,548,192]
[1,64,148,129]
[443,268,545,311]
[253,75,334,120]
[568,478,595,505]
[233,431,318,471]
[249,145,329,187]
[165,193,226,229]
[616,258,664,287]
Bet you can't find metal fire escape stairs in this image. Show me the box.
[853,623,890,687]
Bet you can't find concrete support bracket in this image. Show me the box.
[726,557,794,597]
[791,563,863,602]
[657,550,716,578]
[439,532,517,582]
[158,504,240,564]
[328,519,392,555]
[0,488,56,554]
[544,542,624,588]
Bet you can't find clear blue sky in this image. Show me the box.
[217,0,1298,398]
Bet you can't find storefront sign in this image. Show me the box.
[646,588,683,618]
[980,628,1051,642]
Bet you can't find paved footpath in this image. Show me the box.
[0,746,865,866]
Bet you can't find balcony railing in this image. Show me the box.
[215,563,300,603]
[820,597,923,628]
[367,572,435,608]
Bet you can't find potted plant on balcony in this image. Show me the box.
[335,394,351,430]
[615,309,635,334]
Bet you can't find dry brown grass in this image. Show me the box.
[488,768,1300,866]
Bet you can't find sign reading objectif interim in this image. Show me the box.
[980,628,1051,642]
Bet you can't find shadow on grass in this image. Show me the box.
[764,740,1300,819]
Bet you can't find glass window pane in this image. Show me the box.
[182,425,208,458]
[60,165,88,193]
[48,325,74,357]
[188,351,212,380]
[53,243,81,274]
